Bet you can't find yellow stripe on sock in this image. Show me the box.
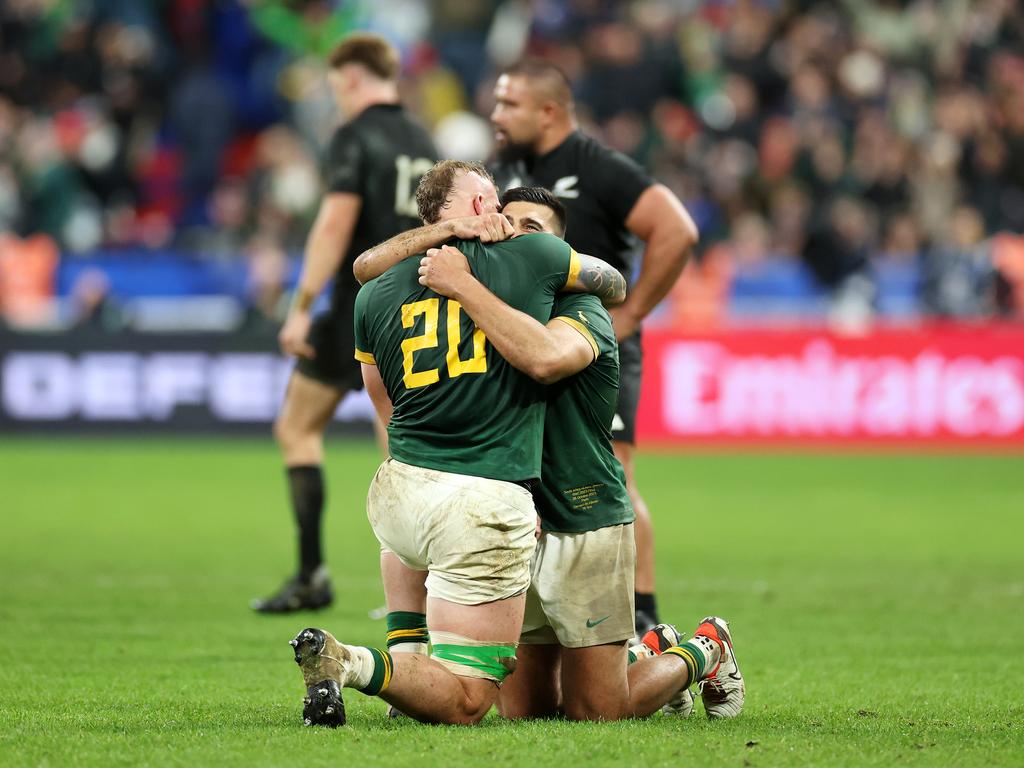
[387,629,427,639]
[379,649,393,691]
[664,646,698,681]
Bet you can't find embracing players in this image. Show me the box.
[288,161,631,726]
[349,175,743,722]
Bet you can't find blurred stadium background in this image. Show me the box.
[1,0,1022,444]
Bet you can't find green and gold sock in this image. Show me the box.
[340,645,394,695]
[357,647,393,696]
[386,611,429,654]
[663,639,715,685]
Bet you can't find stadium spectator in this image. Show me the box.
[993,233,1024,317]
[240,233,289,331]
[68,267,123,332]
[2,0,1022,321]
[0,232,58,327]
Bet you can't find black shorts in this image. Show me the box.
[294,298,364,393]
[612,331,642,445]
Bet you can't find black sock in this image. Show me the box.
[287,465,324,581]
[634,591,659,632]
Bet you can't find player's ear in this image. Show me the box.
[472,194,484,215]
[540,100,558,128]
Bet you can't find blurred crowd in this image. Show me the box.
[1,0,1023,329]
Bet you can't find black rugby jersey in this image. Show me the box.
[324,103,437,307]
[491,131,653,283]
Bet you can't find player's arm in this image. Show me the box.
[419,245,595,384]
[352,214,513,284]
[361,363,393,425]
[279,193,361,358]
[563,252,627,307]
[353,282,393,422]
[613,183,699,339]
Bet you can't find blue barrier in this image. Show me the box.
[56,250,925,317]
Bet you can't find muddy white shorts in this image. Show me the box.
[367,458,537,605]
[520,522,636,647]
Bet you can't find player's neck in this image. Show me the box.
[535,123,575,157]
[348,85,400,119]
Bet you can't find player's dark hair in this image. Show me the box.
[502,58,574,108]
[500,186,567,237]
[328,33,399,80]
[415,160,496,224]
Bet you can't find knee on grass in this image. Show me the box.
[565,692,626,720]
[450,683,498,725]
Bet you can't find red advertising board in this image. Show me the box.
[638,325,1024,447]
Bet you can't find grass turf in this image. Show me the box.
[0,438,1021,767]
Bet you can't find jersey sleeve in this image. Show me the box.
[588,143,653,224]
[551,294,615,360]
[352,282,376,365]
[324,125,365,195]
[515,232,579,293]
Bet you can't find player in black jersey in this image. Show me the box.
[490,59,699,634]
[252,33,438,614]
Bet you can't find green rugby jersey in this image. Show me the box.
[536,293,634,532]
[354,232,580,482]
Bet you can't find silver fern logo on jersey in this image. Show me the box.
[552,175,579,198]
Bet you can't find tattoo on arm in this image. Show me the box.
[354,222,449,283]
[388,224,445,257]
[575,254,627,306]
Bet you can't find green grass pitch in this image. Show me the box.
[1,438,1022,767]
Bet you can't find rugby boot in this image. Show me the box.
[641,622,682,654]
[289,627,351,727]
[694,616,745,718]
[252,567,333,614]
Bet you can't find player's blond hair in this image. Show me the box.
[415,160,495,224]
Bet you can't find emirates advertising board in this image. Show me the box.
[638,325,1024,447]
[3,326,1023,446]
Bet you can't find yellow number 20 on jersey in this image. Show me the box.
[401,299,487,389]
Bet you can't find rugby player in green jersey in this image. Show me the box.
[355,181,743,721]
[289,161,629,727]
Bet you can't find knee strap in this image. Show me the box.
[430,631,518,684]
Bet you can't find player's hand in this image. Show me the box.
[418,245,471,297]
[449,213,514,243]
[278,310,316,359]
[607,305,642,341]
